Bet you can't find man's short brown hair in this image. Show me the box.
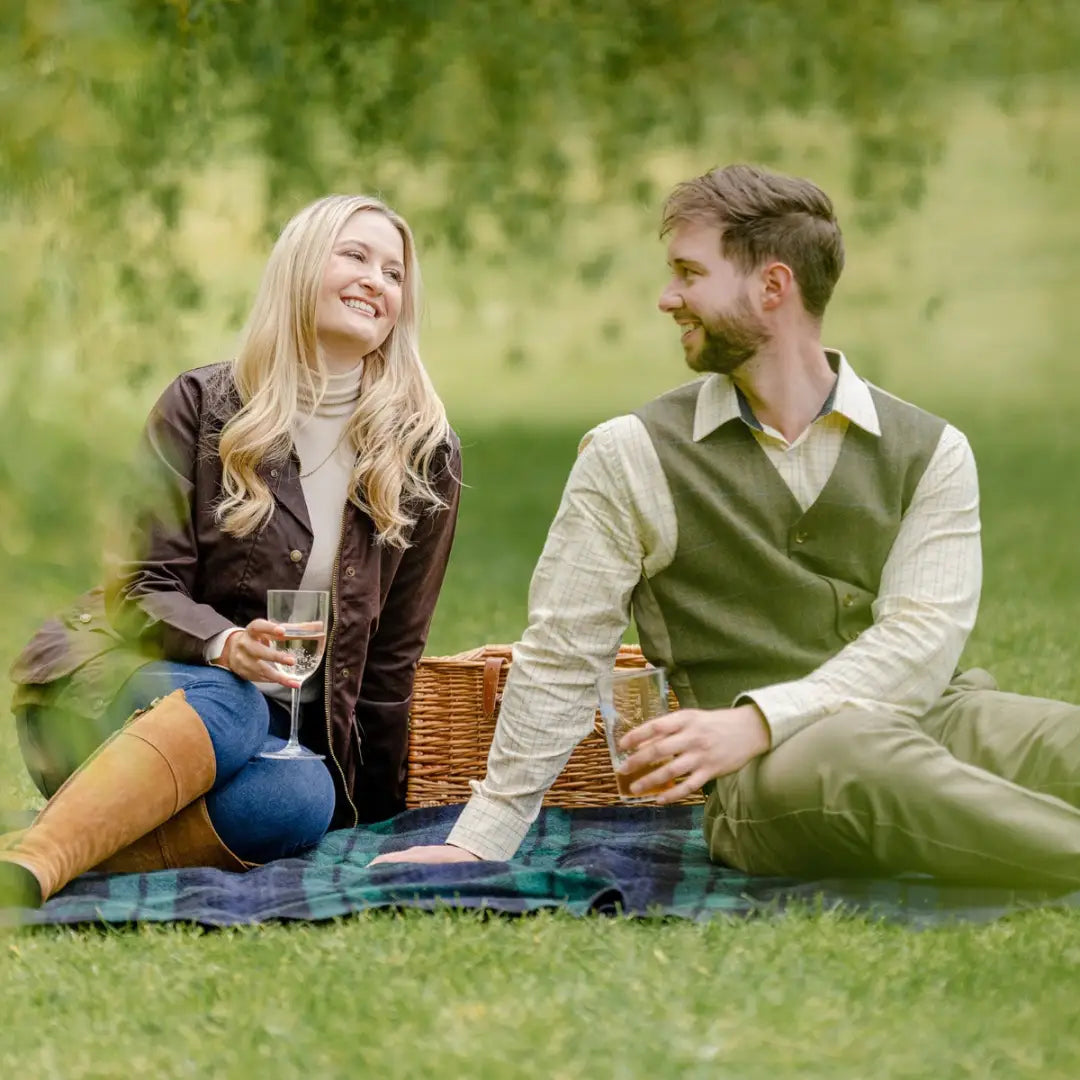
[661,164,845,319]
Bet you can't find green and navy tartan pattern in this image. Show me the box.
[14,805,1079,928]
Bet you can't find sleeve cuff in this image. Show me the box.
[735,683,829,749]
[446,792,533,862]
[204,627,242,665]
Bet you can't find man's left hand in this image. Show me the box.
[369,844,481,867]
[618,703,771,804]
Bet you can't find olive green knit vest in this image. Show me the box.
[632,379,946,711]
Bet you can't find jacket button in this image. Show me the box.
[793,531,808,545]
[344,566,356,577]
[78,612,92,624]
[340,667,350,679]
[842,594,855,608]
[289,550,303,563]
[270,468,279,479]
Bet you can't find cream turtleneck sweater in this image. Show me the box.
[206,363,362,705]
[291,361,364,599]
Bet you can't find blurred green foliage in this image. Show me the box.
[5,1,1080,248]
[3,2,1077,400]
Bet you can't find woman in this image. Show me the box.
[0,195,461,908]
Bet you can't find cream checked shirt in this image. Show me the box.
[447,351,982,861]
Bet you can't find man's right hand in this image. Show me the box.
[369,844,482,866]
[214,619,301,689]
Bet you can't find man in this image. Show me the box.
[376,163,1080,888]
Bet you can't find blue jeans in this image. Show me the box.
[22,662,336,864]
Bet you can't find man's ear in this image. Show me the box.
[760,261,794,311]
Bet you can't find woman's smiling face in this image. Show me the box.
[315,210,407,367]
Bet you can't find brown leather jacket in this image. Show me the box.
[10,362,461,827]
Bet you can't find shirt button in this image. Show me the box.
[270,468,279,479]
[842,594,855,608]
[344,566,356,577]
[78,612,92,624]
[289,549,303,563]
[793,531,808,545]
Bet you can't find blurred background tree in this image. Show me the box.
[5,0,1078,331]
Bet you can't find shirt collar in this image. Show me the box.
[692,348,881,442]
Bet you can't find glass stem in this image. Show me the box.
[286,684,302,750]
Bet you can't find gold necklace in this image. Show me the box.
[297,432,352,479]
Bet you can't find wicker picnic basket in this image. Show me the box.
[406,643,702,808]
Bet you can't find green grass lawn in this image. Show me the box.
[2,410,1080,1080]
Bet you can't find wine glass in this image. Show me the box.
[258,589,330,761]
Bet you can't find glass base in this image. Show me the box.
[616,793,663,805]
[257,744,325,761]
[614,764,676,804]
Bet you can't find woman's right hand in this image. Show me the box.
[216,619,301,688]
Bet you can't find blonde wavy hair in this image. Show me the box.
[214,194,452,548]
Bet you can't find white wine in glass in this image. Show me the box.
[258,589,330,761]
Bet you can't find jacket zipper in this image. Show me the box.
[324,504,360,827]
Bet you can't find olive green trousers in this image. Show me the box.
[705,670,1080,889]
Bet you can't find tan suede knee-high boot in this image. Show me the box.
[93,797,254,875]
[0,689,217,908]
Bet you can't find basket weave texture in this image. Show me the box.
[406,643,702,808]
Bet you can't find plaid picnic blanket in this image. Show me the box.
[19,804,1080,927]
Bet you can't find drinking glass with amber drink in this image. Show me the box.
[597,666,677,803]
